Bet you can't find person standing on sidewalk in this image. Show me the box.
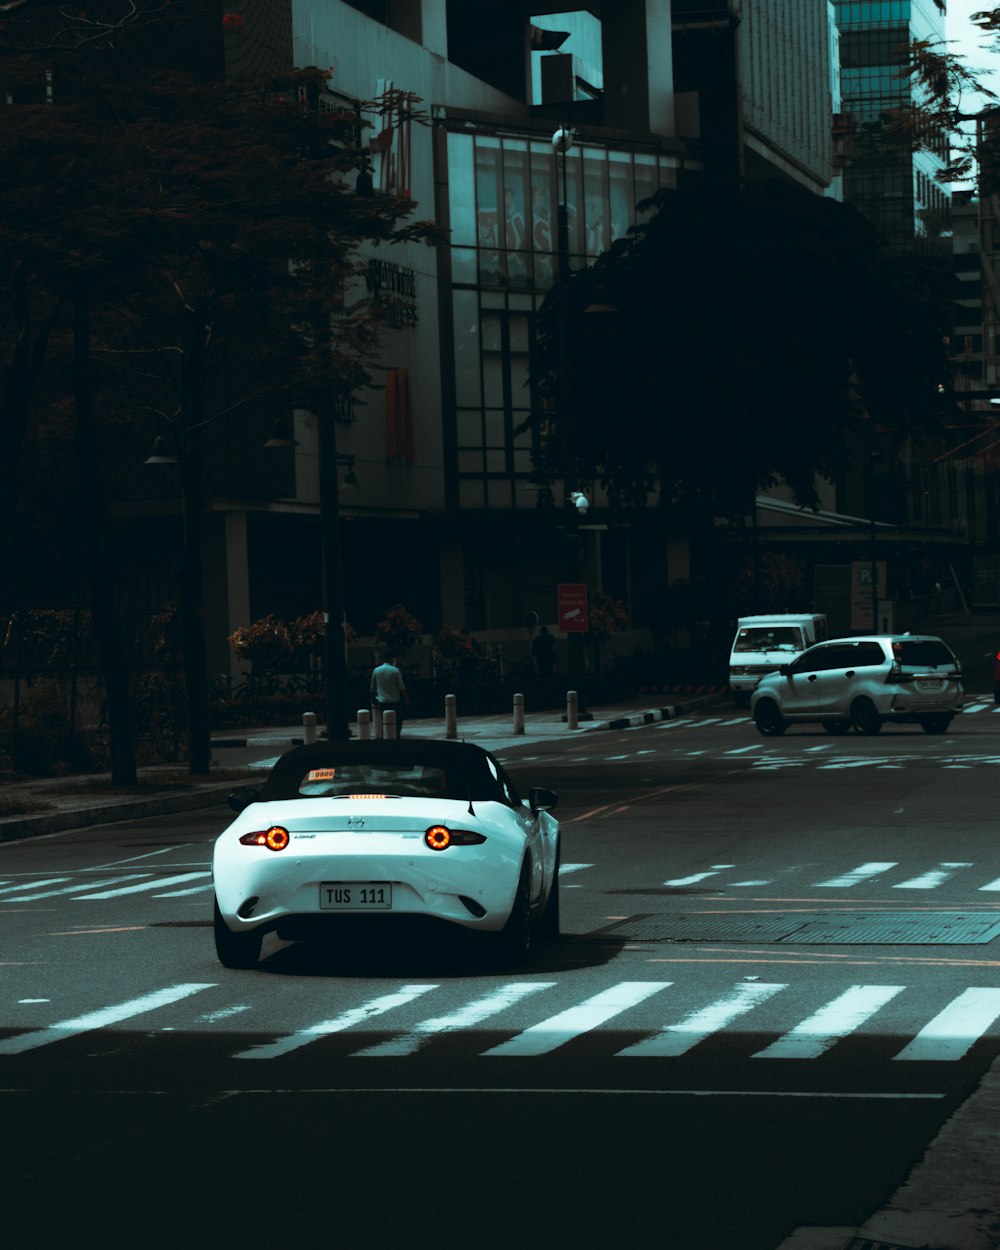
[370,652,410,738]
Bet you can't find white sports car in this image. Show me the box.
[213,740,561,968]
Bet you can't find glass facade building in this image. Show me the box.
[441,127,688,511]
[834,0,949,253]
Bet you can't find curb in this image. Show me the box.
[0,779,260,844]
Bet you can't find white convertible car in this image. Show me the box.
[213,740,561,968]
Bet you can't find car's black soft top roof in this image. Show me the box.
[260,739,507,801]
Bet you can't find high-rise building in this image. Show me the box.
[833,0,951,253]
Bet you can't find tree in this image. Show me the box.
[525,180,955,520]
[1,25,440,777]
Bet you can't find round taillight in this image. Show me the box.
[425,825,452,851]
[265,825,290,851]
[241,826,290,851]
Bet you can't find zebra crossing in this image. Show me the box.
[2,975,1000,1064]
[0,869,213,903]
[661,859,1000,893]
[3,855,1000,905]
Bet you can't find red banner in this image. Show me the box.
[557,583,588,634]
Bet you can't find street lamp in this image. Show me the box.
[552,126,587,702]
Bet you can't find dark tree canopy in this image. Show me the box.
[528,181,955,517]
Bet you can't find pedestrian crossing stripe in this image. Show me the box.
[3,978,1000,1063]
[663,860,1000,893]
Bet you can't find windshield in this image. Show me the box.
[733,626,804,652]
[261,744,512,803]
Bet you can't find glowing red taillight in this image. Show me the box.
[239,825,290,851]
[424,825,487,851]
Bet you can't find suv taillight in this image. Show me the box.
[884,662,913,685]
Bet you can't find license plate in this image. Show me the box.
[916,678,943,691]
[319,882,392,910]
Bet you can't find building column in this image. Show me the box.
[421,0,447,57]
[602,0,674,136]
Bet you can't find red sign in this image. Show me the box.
[557,583,588,633]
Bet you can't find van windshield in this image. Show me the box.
[733,627,804,652]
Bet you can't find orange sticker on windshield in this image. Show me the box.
[307,768,337,781]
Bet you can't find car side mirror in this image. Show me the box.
[778,665,791,676]
[529,786,558,813]
[228,788,260,813]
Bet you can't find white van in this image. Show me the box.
[729,613,828,705]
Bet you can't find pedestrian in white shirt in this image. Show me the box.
[370,652,410,738]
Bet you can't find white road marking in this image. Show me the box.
[656,719,692,729]
[725,744,765,755]
[751,985,904,1060]
[10,874,153,902]
[481,982,669,1057]
[893,863,973,890]
[78,872,211,899]
[154,883,215,897]
[618,982,785,1057]
[0,878,72,895]
[559,863,593,876]
[729,880,772,887]
[815,862,898,888]
[817,759,878,770]
[979,877,1000,892]
[663,865,736,887]
[0,983,216,1055]
[234,985,438,1059]
[96,846,186,867]
[893,988,1000,1061]
[352,983,557,1057]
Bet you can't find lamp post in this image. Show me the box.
[316,399,352,741]
[265,412,356,739]
[552,126,587,700]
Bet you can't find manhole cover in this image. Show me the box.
[600,911,1000,945]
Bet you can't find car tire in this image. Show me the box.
[535,845,560,945]
[753,699,788,736]
[214,898,263,969]
[496,860,532,964]
[821,720,851,735]
[920,713,953,734]
[850,698,882,735]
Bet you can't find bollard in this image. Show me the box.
[302,712,317,745]
[513,692,524,735]
[566,689,579,731]
[383,709,397,740]
[445,693,457,739]
[357,708,372,740]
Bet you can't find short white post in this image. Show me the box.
[302,712,317,745]
[383,709,397,740]
[513,692,524,735]
[566,689,579,731]
[445,693,457,739]
[357,709,372,740]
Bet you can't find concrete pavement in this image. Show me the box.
[1,686,1000,1249]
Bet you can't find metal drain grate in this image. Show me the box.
[601,911,1000,946]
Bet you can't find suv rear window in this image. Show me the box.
[894,639,955,668]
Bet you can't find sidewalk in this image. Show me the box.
[2,686,999,1250]
[0,692,719,844]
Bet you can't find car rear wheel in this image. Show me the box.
[753,699,788,736]
[850,698,882,735]
[920,713,953,734]
[495,860,532,964]
[535,845,560,945]
[214,898,263,969]
[821,719,851,735]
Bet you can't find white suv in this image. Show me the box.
[750,634,963,736]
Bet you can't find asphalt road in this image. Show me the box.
[4,701,1000,1248]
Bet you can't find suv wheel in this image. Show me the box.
[754,699,788,736]
[850,697,882,735]
[920,713,953,734]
